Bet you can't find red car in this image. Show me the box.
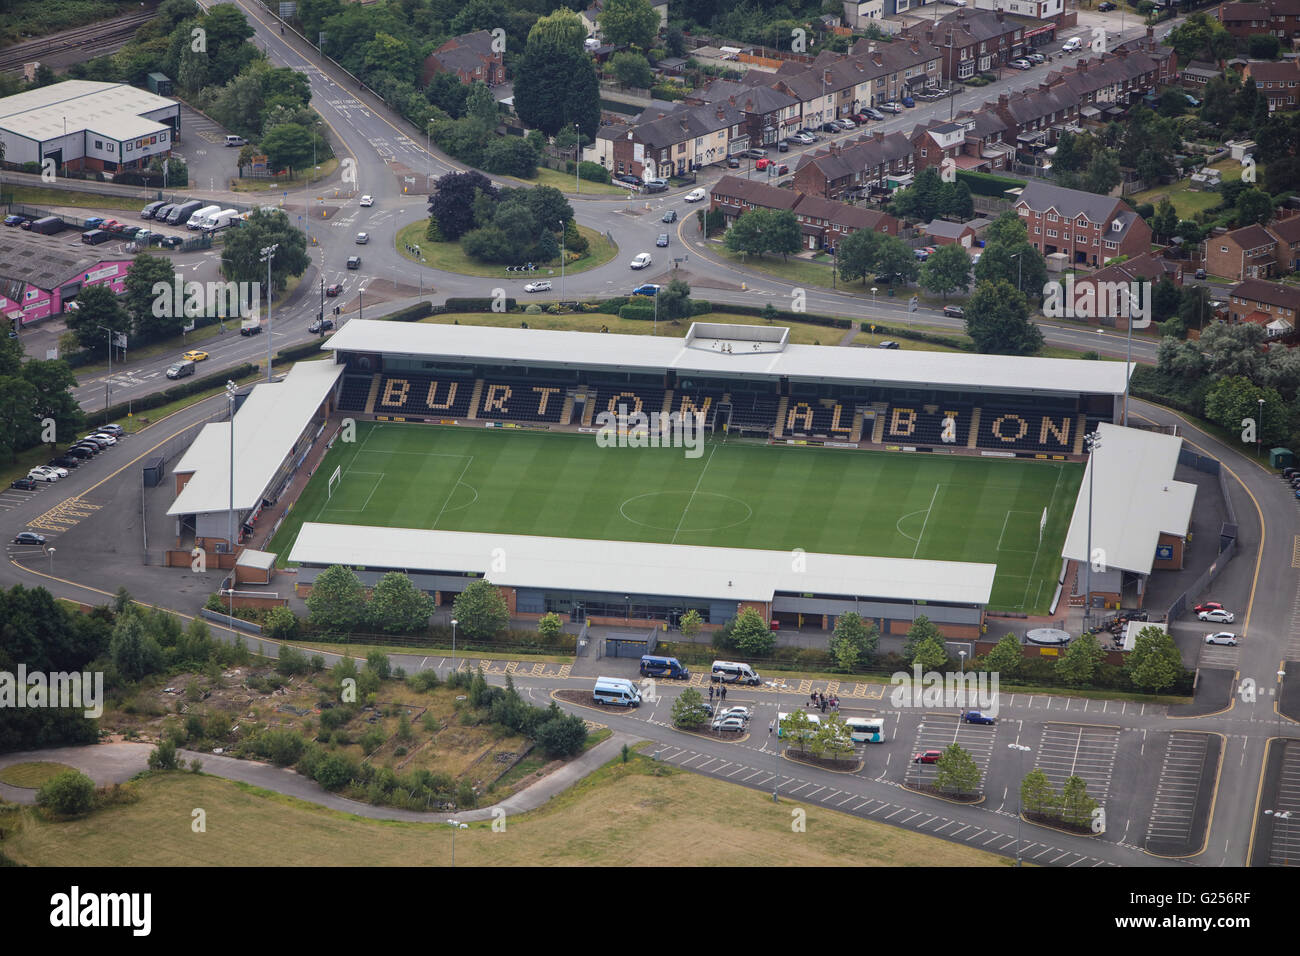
[912,750,942,764]
[1194,602,1224,614]
[756,157,772,170]
[325,283,343,297]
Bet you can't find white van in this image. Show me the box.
[1061,37,1083,52]
[186,205,222,230]
[593,677,641,707]
[200,208,240,232]
[711,660,761,685]
[224,135,247,147]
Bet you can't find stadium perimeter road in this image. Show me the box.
[2,387,1296,864]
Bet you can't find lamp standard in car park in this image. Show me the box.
[1008,742,1032,866]
[451,618,458,675]
[47,545,55,575]
[259,243,278,382]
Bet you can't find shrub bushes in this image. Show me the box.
[578,161,611,183]
[36,769,97,816]
[444,297,517,312]
[382,302,435,323]
[618,303,656,320]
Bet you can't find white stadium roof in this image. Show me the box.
[168,361,343,517]
[288,523,998,606]
[1062,423,1196,576]
[323,320,1132,397]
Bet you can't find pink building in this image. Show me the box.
[0,235,131,327]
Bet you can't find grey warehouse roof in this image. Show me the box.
[323,320,1131,397]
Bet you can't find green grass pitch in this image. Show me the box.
[269,422,1083,613]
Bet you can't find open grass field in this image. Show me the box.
[0,757,1010,866]
[0,762,76,788]
[268,423,1081,613]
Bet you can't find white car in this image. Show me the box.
[1198,608,1235,623]
[629,252,652,270]
[27,467,60,482]
[359,195,373,207]
[1205,632,1238,646]
[88,432,117,445]
[355,232,369,244]
[523,280,552,293]
[718,706,752,721]
[684,188,707,202]
[837,117,856,129]
[712,716,747,732]
[37,464,68,478]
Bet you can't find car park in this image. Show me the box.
[28,467,60,482]
[183,350,208,362]
[632,284,660,296]
[355,232,369,244]
[913,750,942,764]
[1198,608,1235,623]
[685,188,706,202]
[962,710,996,724]
[878,340,900,349]
[347,256,361,270]
[523,280,552,292]
[629,252,652,270]
[662,209,677,223]
[942,305,965,318]
[1206,632,1238,646]
[359,195,373,207]
[13,532,46,546]
[11,477,38,490]
[309,317,335,334]
[4,214,31,227]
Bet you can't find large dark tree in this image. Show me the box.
[514,43,601,138]
[220,209,309,292]
[965,279,1044,355]
[429,170,497,241]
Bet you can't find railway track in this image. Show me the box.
[0,10,157,74]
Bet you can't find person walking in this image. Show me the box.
[720,684,727,701]
[769,719,774,735]
[708,684,714,701]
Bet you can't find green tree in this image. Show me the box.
[731,606,774,656]
[63,282,129,354]
[368,572,435,634]
[657,278,694,320]
[1082,148,1122,196]
[1204,377,1288,445]
[610,51,653,89]
[873,234,920,285]
[220,209,309,292]
[536,712,588,756]
[671,686,709,728]
[1124,625,1183,692]
[1059,774,1099,829]
[537,611,563,642]
[780,709,816,750]
[1249,33,1281,60]
[526,7,587,53]
[110,613,164,682]
[124,252,181,344]
[464,80,499,131]
[903,614,943,659]
[964,279,1044,355]
[891,166,944,222]
[36,769,96,816]
[0,377,40,464]
[452,580,510,641]
[600,0,661,49]
[918,243,971,299]
[974,241,1046,296]
[429,170,496,242]
[983,210,1028,247]
[679,608,703,641]
[1056,633,1104,686]
[935,743,981,794]
[365,651,392,681]
[263,606,300,641]
[305,564,368,637]
[911,634,949,671]
[1021,767,1057,816]
[816,712,856,762]
[147,738,180,771]
[1235,186,1274,227]
[724,209,769,257]
[1151,199,1178,244]
[276,644,309,676]
[515,41,600,138]
[260,123,315,176]
[829,612,878,672]
[982,634,1024,679]
[835,227,881,284]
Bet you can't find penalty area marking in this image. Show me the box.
[997,511,1040,554]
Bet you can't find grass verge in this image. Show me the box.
[395,221,616,279]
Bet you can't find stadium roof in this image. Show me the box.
[168,361,343,517]
[0,80,176,143]
[288,523,998,606]
[1061,423,1196,576]
[324,320,1131,397]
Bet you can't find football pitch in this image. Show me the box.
[269,422,1083,613]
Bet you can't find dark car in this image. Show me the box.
[862,108,886,121]
[727,156,740,168]
[878,340,900,349]
[239,323,262,336]
[13,531,46,546]
[744,148,766,159]
[1194,268,1207,279]
[942,305,965,318]
[662,210,677,223]
[616,173,643,187]
[820,122,840,133]
[63,446,94,460]
[656,233,669,247]
[11,477,38,490]
[49,456,80,469]
[4,214,31,227]
[1098,1,1116,9]
[777,140,789,152]
[158,235,183,249]
[962,710,996,725]
[309,317,335,334]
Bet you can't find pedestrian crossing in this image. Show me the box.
[646,742,1118,867]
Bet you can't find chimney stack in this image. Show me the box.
[1079,60,1087,73]
[873,130,884,142]
[824,68,834,84]
[729,95,736,105]
[910,41,919,54]
[716,107,725,120]
[998,93,1009,109]
[997,9,1004,20]
[926,29,934,44]
[872,52,883,66]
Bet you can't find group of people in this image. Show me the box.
[808,690,838,713]
[707,683,728,702]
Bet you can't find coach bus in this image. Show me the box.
[845,717,885,743]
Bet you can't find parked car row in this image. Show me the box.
[12,424,127,497]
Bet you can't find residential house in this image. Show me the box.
[791,195,900,250]
[1069,252,1183,329]
[1240,60,1300,112]
[420,31,505,88]
[792,129,915,199]
[593,101,747,179]
[970,0,1065,24]
[1204,224,1280,281]
[580,0,669,36]
[1217,0,1300,40]
[1013,180,1154,267]
[688,80,802,147]
[1226,278,1300,336]
[847,37,944,106]
[922,218,990,248]
[1266,214,1300,271]
[1181,60,1220,91]
[904,9,1027,82]
[709,174,799,228]
[988,86,1081,155]
[1049,47,1167,110]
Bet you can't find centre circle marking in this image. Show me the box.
[619,491,754,534]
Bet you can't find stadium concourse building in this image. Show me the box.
[270,319,1131,636]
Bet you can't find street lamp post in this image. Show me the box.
[259,243,278,382]
[1010,251,1023,293]
[559,219,566,303]
[1258,398,1265,458]
[96,325,117,416]
[451,617,458,674]
[225,380,237,620]
[358,285,366,322]
[575,123,581,195]
[1008,742,1032,866]
[47,546,55,575]
[1279,668,1287,738]
[1083,431,1101,632]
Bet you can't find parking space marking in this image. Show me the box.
[1035,723,1121,807]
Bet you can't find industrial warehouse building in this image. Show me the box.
[0,233,132,328]
[0,80,179,173]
